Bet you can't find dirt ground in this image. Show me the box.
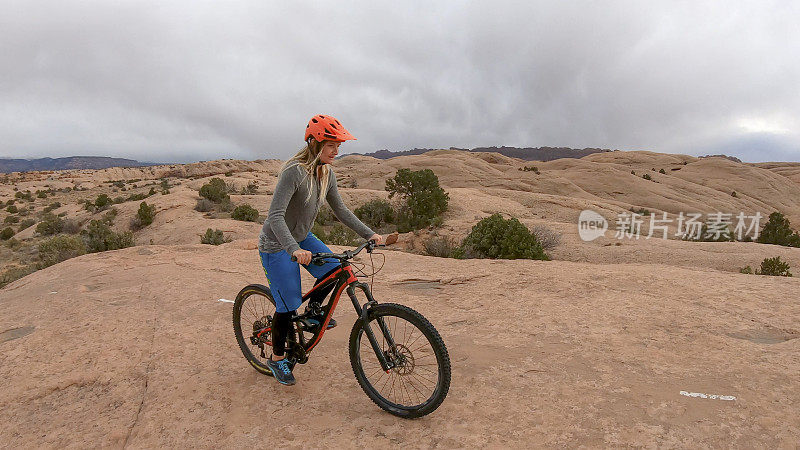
[1,241,798,448]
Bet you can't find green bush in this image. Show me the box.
[0,265,37,289]
[37,190,48,199]
[756,256,792,277]
[385,168,449,233]
[199,177,230,203]
[757,212,800,247]
[739,265,753,274]
[36,213,64,236]
[629,207,651,216]
[659,168,666,174]
[38,235,87,268]
[315,205,337,225]
[42,202,61,213]
[355,199,395,228]
[454,213,549,260]
[94,194,112,210]
[133,201,156,228]
[232,204,260,222]
[0,227,14,240]
[201,228,231,245]
[731,191,738,198]
[4,215,19,224]
[15,191,33,201]
[82,220,135,252]
[642,173,652,181]
[324,223,360,246]
[5,205,17,213]
[18,218,35,231]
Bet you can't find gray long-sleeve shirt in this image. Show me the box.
[258,162,375,254]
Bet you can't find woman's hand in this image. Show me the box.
[292,249,312,265]
[369,234,384,245]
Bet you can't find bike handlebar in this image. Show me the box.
[290,239,383,265]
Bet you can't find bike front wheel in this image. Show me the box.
[349,303,451,418]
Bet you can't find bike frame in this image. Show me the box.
[255,259,399,371]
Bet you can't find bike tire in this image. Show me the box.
[349,303,451,418]
[232,284,276,376]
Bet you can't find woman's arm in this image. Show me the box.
[326,170,375,239]
[268,164,303,255]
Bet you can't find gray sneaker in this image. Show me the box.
[266,357,296,386]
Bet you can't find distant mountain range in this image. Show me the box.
[348,146,616,161]
[0,156,160,173]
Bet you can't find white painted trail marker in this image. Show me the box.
[217,298,234,304]
[680,391,736,401]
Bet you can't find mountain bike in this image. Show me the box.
[232,236,451,418]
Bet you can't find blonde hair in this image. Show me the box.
[279,137,331,209]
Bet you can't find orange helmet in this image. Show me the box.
[304,114,356,143]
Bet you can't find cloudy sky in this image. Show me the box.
[2,1,799,163]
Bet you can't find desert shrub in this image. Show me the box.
[629,207,651,216]
[199,177,229,203]
[422,235,458,258]
[82,219,134,252]
[631,170,636,175]
[160,179,170,190]
[101,208,118,226]
[132,201,156,229]
[385,168,449,233]
[5,205,18,213]
[642,174,652,181]
[4,215,19,224]
[757,212,800,247]
[36,213,64,236]
[219,197,234,212]
[310,223,328,241]
[315,205,337,225]
[42,202,61,213]
[62,219,81,234]
[739,265,753,274]
[37,190,48,198]
[200,228,231,245]
[0,227,14,240]
[731,191,738,197]
[148,187,156,196]
[325,223,360,246]
[94,194,112,210]
[15,191,33,201]
[757,256,792,277]
[18,218,36,231]
[531,224,562,251]
[355,199,395,228]
[659,168,666,174]
[240,181,258,195]
[38,234,87,268]
[0,265,37,289]
[125,193,148,202]
[195,198,214,212]
[232,204,260,222]
[520,166,540,174]
[453,213,549,260]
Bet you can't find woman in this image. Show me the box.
[258,114,384,386]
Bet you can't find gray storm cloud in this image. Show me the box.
[1,0,798,162]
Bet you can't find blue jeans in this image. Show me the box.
[259,232,340,313]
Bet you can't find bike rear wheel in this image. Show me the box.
[349,303,451,418]
[232,284,278,376]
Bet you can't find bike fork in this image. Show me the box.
[347,282,398,372]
